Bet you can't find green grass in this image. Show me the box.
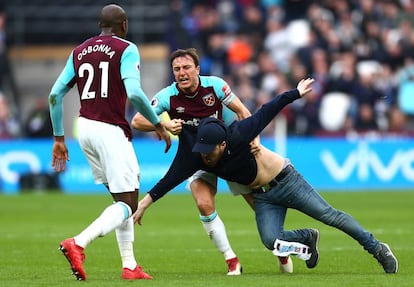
[0,191,413,287]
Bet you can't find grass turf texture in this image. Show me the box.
[0,191,412,287]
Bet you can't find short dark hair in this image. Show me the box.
[170,48,199,67]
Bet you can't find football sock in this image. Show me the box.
[116,217,137,270]
[74,201,131,248]
[200,211,237,260]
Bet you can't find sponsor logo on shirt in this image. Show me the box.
[182,111,219,126]
[176,106,185,113]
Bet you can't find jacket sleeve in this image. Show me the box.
[234,89,301,141]
[148,127,201,202]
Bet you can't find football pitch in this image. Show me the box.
[0,191,412,287]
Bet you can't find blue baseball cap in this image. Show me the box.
[192,118,226,154]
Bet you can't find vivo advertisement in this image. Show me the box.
[0,137,413,194]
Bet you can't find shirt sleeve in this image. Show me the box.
[48,52,75,136]
[210,76,235,106]
[150,86,174,115]
[121,44,160,126]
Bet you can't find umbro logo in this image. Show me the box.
[176,106,185,113]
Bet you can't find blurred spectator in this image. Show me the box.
[334,4,361,52]
[354,102,379,132]
[166,0,194,52]
[0,91,20,139]
[387,106,412,136]
[263,6,293,73]
[169,0,414,137]
[325,51,359,95]
[238,4,267,51]
[350,61,386,133]
[199,28,230,77]
[23,98,53,138]
[396,56,414,124]
[227,31,254,68]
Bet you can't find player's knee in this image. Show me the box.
[190,179,217,196]
[195,200,215,215]
[128,202,138,213]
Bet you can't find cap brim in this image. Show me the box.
[192,142,216,154]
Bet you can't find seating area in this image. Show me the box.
[7,0,169,45]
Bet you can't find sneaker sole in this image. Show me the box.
[59,245,85,281]
[227,264,243,275]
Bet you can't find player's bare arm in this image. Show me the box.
[153,123,172,153]
[131,112,156,131]
[132,112,182,138]
[227,96,251,120]
[133,193,154,225]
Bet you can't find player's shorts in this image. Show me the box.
[187,170,252,196]
[77,117,139,193]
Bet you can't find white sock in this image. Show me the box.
[200,211,236,260]
[74,202,131,248]
[116,217,137,270]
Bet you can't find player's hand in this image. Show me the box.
[165,118,184,135]
[134,194,153,225]
[154,123,172,153]
[249,136,261,155]
[133,205,145,225]
[51,136,69,172]
[297,78,315,97]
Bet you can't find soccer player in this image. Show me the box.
[48,4,171,281]
[131,48,292,274]
[136,78,398,274]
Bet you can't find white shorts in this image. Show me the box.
[77,117,140,193]
[187,170,252,195]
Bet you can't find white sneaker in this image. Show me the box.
[278,256,293,273]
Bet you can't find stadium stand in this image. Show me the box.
[7,0,169,44]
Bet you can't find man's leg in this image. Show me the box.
[60,199,132,281]
[113,191,152,280]
[189,175,242,275]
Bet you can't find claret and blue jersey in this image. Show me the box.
[49,34,155,141]
[148,88,301,202]
[150,75,238,128]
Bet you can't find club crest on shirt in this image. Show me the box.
[202,93,215,106]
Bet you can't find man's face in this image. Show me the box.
[172,55,200,94]
[200,142,226,168]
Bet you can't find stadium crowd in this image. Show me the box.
[166,0,414,138]
[2,0,414,139]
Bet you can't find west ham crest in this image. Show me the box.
[202,93,215,106]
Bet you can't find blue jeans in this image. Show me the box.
[253,164,380,254]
